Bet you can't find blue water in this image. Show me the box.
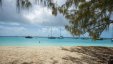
[0,37,113,47]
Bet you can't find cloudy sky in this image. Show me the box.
[0,0,113,38]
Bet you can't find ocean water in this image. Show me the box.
[0,37,113,47]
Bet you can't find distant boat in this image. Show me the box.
[111,26,113,42]
[58,36,64,39]
[48,36,56,39]
[58,27,64,39]
[73,37,78,39]
[72,36,79,39]
[25,36,33,38]
[48,27,56,39]
[82,38,88,40]
[96,38,103,40]
[80,35,88,40]
[111,39,113,42]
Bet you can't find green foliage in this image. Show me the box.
[56,0,113,39]
[16,0,32,12]
[0,0,2,6]
[0,0,113,39]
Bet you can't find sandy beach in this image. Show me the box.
[0,46,113,64]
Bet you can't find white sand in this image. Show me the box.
[0,46,113,64]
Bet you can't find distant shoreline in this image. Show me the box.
[0,36,112,39]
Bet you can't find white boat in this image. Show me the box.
[96,38,103,40]
[112,39,113,42]
[58,36,64,39]
[58,27,64,39]
[48,27,56,39]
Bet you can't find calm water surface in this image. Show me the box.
[0,37,113,47]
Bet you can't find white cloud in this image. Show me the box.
[23,6,52,24]
[0,22,20,26]
[0,0,68,26]
[0,0,112,37]
[0,0,70,36]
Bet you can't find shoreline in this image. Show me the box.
[0,45,113,48]
[0,46,113,64]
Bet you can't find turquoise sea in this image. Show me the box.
[0,37,113,47]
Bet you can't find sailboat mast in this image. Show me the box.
[111,25,113,41]
[51,27,52,37]
[60,27,61,36]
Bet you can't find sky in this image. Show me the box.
[0,0,113,38]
